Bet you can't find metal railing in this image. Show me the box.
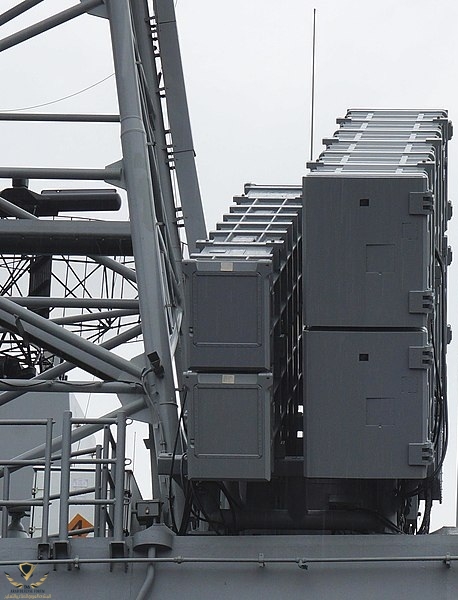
[0,410,128,542]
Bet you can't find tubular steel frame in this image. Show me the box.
[0,0,203,532]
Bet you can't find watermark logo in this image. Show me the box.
[3,563,50,599]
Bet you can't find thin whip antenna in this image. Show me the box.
[310,8,317,161]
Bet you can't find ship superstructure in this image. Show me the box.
[0,2,455,599]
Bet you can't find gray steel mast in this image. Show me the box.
[0,0,205,531]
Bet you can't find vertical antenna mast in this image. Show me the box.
[310,8,317,161]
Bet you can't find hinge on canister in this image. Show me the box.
[408,441,434,466]
[409,191,434,215]
[409,345,433,369]
[409,290,434,314]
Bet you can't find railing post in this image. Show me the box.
[1,467,9,538]
[93,444,102,537]
[113,411,126,540]
[102,425,111,535]
[40,418,54,544]
[58,411,72,541]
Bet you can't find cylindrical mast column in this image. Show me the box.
[105,0,180,456]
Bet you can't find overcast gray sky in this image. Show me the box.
[0,0,457,529]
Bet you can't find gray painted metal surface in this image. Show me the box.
[0,534,458,599]
[303,110,450,495]
[303,175,431,328]
[183,260,272,371]
[107,0,181,465]
[304,330,431,478]
[154,0,207,251]
[183,185,302,481]
[186,372,273,480]
[0,2,453,599]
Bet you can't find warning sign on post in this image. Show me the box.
[68,513,93,538]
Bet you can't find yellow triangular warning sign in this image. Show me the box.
[67,513,93,538]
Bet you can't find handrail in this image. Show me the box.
[0,411,128,541]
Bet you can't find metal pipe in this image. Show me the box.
[70,459,115,465]
[0,295,142,381]
[68,499,115,505]
[0,323,142,408]
[71,418,117,425]
[0,381,141,393]
[0,113,119,122]
[66,526,94,537]
[87,255,137,283]
[40,418,53,544]
[106,0,182,463]
[34,487,96,503]
[0,554,454,567]
[0,194,49,219]
[153,0,207,250]
[102,425,111,535]
[105,512,114,532]
[0,0,103,53]
[58,411,72,540]
[0,419,50,426]
[147,425,160,499]
[52,308,138,325]
[106,0,184,514]
[0,167,120,180]
[130,1,184,278]
[0,499,44,506]
[10,298,139,309]
[69,447,98,458]
[15,398,145,463]
[113,411,126,539]
[94,445,102,537]
[0,0,44,27]
[309,8,317,161]
[1,468,9,538]
[0,460,46,466]
[136,547,156,600]
[51,448,94,460]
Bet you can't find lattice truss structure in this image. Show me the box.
[0,0,205,519]
[0,249,138,372]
